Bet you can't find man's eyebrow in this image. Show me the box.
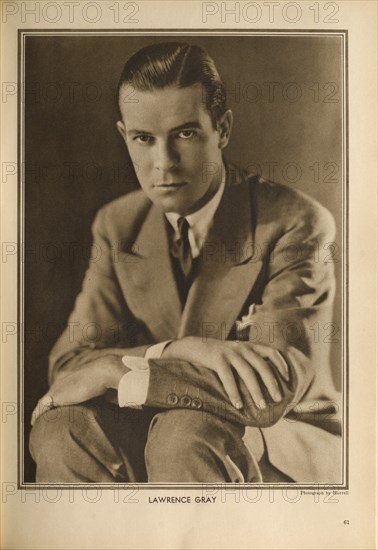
[126,121,202,136]
[169,121,202,132]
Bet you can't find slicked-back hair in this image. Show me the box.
[117,42,227,128]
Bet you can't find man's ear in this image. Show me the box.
[217,109,233,149]
[116,120,127,142]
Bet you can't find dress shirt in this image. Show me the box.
[165,168,226,259]
[118,167,226,408]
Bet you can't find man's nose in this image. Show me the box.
[154,140,179,172]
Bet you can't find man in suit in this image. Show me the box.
[29,42,341,483]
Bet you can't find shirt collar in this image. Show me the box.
[165,163,226,258]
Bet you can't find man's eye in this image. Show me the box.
[134,135,153,144]
[178,130,195,139]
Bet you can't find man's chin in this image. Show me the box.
[149,194,194,216]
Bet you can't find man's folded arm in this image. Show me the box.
[48,206,153,385]
[133,197,336,427]
[49,193,336,429]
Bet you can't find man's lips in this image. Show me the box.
[153,182,188,188]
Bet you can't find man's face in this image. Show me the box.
[117,83,232,215]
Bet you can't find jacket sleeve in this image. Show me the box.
[142,195,337,427]
[48,206,150,386]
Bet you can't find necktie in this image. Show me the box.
[171,217,193,280]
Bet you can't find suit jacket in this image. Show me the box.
[49,165,342,483]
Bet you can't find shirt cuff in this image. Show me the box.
[117,341,172,408]
[118,356,150,408]
[145,340,173,359]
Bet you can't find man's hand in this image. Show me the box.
[162,337,289,410]
[31,355,128,425]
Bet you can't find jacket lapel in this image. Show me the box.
[114,203,182,341]
[178,172,263,340]
[115,167,263,342]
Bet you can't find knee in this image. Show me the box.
[145,409,249,482]
[29,405,96,463]
[145,409,224,473]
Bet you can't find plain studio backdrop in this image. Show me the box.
[23,34,343,481]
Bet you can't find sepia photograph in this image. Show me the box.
[20,32,346,486]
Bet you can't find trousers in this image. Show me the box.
[29,398,293,483]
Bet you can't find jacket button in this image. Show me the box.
[191,398,202,409]
[167,393,179,405]
[180,395,192,407]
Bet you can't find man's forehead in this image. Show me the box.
[119,83,211,131]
